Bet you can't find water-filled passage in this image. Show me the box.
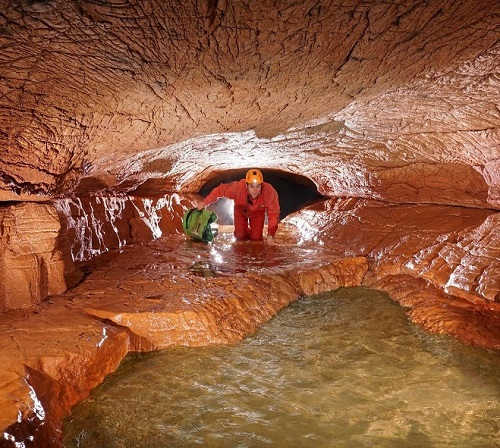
[63,288,500,447]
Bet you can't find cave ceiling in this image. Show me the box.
[0,0,498,207]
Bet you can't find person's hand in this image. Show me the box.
[193,198,205,209]
[265,235,276,244]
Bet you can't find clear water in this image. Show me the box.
[63,288,500,447]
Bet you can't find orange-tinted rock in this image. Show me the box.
[54,193,194,262]
[0,1,499,443]
[0,370,31,436]
[83,257,368,349]
[296,257,368,295]
[0,302,130,447]
[439,213,500,303]
[0,194,194,311]
[280,198,500,347]
[0,2,498,210]
[280,198,499,304]
[0,203,81,311]
[73,236,368,348]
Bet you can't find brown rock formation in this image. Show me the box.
[279,198,499,305]
[0,193,193,311]
[0,1,499,446]
[0,202,81,311]
[0,302,130,446]
[0,1,497,208]
[365,274,500,350]
[54,193,193,262]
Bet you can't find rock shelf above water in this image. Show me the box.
[0,198,498,447]
[0,1,499,446]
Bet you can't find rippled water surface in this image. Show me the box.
[64,288,500,447]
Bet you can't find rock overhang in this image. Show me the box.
[0,2,499,445]
[0,0,497,208]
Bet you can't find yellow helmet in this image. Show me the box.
[246,168,264,184]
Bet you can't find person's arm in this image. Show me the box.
[203,181,239,206]
[265,186,280,237]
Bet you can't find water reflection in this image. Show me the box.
[119,232,336,280]
[64,288,500,447]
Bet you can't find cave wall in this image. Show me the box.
[0,202,79,311]
[0,0,498,309]
[0,0,497,209]
[280,198,499,304]
[0,194,194,311]
[0,2,498,445]
[54,193,192,262]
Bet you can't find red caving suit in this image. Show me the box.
[203,179,280,240]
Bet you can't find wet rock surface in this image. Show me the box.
[54,193,193,262]
[0,303,130,446]
[0,1,498,446]
[0,233,367,447]
[0,193,193,311]
[280,198,499,304]
[281,198,500,353]
[0,199,498,447]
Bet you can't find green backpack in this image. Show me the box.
[182,208,218,242]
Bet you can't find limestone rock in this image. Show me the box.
[0,194,195,311]
[0,203,80,311]
[0,1,497,209]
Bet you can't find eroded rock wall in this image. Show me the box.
[54,193,192,262]
[281,198,499,304]
[0,202,79,311]
[0,193,194,311]
[0,1,497,209]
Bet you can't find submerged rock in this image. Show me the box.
[0,199,498,447]
[0,1,498,446]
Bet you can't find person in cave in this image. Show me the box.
[196,169,280,241]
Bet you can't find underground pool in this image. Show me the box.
[63,287,500,447]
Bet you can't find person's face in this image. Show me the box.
[247,182,262,199]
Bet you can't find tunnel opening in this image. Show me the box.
[199,168,325,225]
